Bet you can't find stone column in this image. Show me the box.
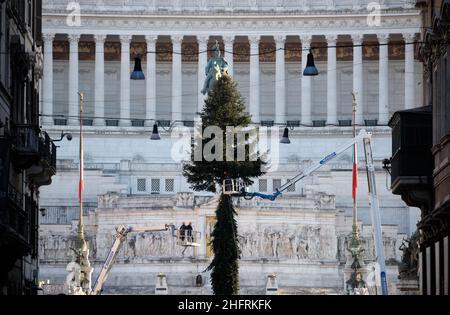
[94,35,106,126]
[119,35,132,127]
[223,35,234,77]
[68,34,80,125]
[172,35,183,123]
[249,35,260,123]
[300,35,312,126]
[403,33,416,109]
[275,35,286,125]
[197,35,209,113]
[352,34,364,125]
[145,35,157,126]
[42,33,55,125]
[326,35,338,125]
[378,34,390,125]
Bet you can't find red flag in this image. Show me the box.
[352,145,358,201]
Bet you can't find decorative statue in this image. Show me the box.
[345,232,368,295]
[398,231,420,280]
[346,272,369,295]
[201,40,230,95]
[65,249,82,293]
[65,240,94,295]
[66,261,81,289]
[349,245,365,270]
[79,245,94,293]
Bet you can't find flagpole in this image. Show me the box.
[351,92,357,233]
[78,92,84,241]
[345,92,367,294]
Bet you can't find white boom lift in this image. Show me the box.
[223,129,389,295]
[91,224,200,295]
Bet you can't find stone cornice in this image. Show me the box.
[42,11,421,36]
[42,0,418,17]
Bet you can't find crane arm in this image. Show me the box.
[91,225,130,295]
[242,129,370,201]
[91,224,174,295]
[239,129,389,295]
[130,224,171,233]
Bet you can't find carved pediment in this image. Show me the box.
[314,193,336,210]
[98,192,120,208]
[175,192,194,207]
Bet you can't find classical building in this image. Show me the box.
[39,0,424,294]
[0,0,57,295]
[389,0,450,295]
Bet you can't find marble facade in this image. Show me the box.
[39,191,405,294]
[38,0,423,294]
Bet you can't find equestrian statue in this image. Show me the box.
[201,40,230,95]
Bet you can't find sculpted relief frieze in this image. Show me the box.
[39,234,97,262]
[39,224,335,263]
[237,225,336,261]
[39,224,401,267]
[39,223,400,266]
[113,230,192,260]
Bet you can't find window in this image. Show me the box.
[83,119,93,126]
[54,119,67,126]
[273,179,282,191]
[165,179,175,192]
[259,179,267,192]
[286,180,296,192]
[106,120,119,127]
[151,179,160,194]
[137,178,146,192]
[131,119,145,127]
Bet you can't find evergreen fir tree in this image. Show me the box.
[183,75,266,295]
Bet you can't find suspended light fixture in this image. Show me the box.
[280,127,291,144]
[303,49,319,76]
[131,57,145,80]
[151,123,161,140]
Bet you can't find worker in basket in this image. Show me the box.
[179,222,187,242]
[186,222,193,243]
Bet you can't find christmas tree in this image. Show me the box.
[183,75,266,295]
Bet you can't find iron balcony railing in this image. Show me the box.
[8,183,23,209]
[5,184,29,243]
[10,126,57,172]
[39,132,57,171]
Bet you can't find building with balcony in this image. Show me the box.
[0,0,57,295]
[389,0,450,295]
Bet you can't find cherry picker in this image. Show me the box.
[222,129,389,295]
[91,224,200,295]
